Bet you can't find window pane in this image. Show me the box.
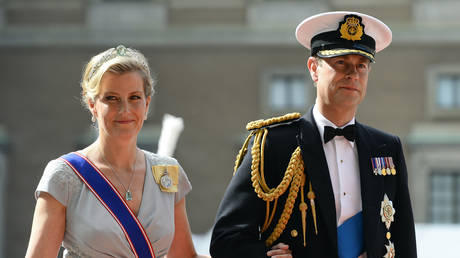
[437,75,455,108]
[457,176,460,222]
[290,77,307,108]
[431,173,454,223]
[269,77,287,110]
[455,79,460,108]
[268,73,308,111]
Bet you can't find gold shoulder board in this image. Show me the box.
[246,112,301,131]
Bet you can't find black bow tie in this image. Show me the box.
[324,124,356,143]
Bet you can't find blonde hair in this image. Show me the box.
[81,45,155,110]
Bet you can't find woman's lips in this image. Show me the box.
[115,120,134,124]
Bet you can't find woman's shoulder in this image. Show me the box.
[42,153,88,187]
[43,157,78,179]
[36,155,83,203]
[141,149,180,166]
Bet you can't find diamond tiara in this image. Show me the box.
[88,45,150,80]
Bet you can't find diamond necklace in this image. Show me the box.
[100,148,138,201]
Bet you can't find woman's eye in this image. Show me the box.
[105,96,118,101]
[130,95,142,100]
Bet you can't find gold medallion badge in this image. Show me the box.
[383,240,396,258]
[380,194,395,230]
[339,15,364,41]
[152,165,179,192]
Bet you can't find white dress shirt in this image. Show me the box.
[312,105,362,227]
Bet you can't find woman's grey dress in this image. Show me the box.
[35,150,192,258]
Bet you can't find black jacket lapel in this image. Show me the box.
[356,122,385,255]
[297,109,338,252]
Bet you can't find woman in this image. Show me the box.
[26,45,208,258]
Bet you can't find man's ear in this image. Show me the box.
[307,57,319,83]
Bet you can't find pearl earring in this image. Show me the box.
[91,115,96,123]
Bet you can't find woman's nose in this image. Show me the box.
[119,100,130,113]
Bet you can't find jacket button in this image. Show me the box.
[291,229,298,237]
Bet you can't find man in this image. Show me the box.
[210,11,417,258]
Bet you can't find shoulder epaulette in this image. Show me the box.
[246,112,301,131]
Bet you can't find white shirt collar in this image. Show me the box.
[312,105,356,147]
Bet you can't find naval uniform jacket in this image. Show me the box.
[210,109,417,258]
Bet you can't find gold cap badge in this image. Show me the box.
[339,15,364,41]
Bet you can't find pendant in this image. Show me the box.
[125,190,133,201]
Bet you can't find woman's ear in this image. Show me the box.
[88,99,97,119]
[144,96,151,120]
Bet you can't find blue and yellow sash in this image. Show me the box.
[61,152,155,258]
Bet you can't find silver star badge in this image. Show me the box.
[383,240,395,258]
[380,194,395,230]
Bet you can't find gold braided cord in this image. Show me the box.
[236,112,301,174]
[266,198,278,232]
[259,128,270,192]
[263,201,271,232]
[232,113,306,246]
[261,198,278,233]
[251,137,300,202]
[233,131,256,174]
[265,149,304,246]
[246,113,301,131]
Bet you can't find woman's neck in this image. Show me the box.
[91,136,139,171]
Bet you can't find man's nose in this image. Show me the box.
[345,65,359,79]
